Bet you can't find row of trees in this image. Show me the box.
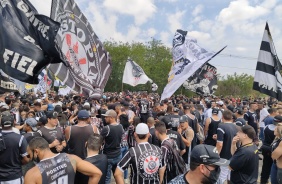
[103,39,263,97]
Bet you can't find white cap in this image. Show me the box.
[216,101,224,106]
[135,123,149,134]
[83,102,90,106]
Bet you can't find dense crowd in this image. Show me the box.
[0,91,282,184]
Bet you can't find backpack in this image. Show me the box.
[162,139,187,175]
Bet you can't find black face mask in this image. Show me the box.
[202,165,221,184]
[32,151,40,163]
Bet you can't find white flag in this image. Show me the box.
[161,29,226,101]
[122,59,152,87]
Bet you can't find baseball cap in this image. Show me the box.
[39,116,47,125]
[191,144,229,166]
[212,108,219,114]
[1,114,14,127]
[183,105,190,110]
[83,102,90,107]
[173,107,179,112]
[233,107,243,115]
[179,115,189,123]
[135,123,149,134]
[102,110,117,118]
[77,110,90,119]
[274,115,282,125]
[216,101,224,106]
[162,116,172,129]
[47,104,54,111]
[237,125,256,140]
[25,118,38,131]
[46,111,58,119]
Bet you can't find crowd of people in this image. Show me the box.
[1,90,282,184]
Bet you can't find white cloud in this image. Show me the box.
[198,20,214,32]
[236,47,247,52]
[147,28,157,37]
[160,31,171,46]
[217,0,276,26]
[192,16,202,23]
[275,5,282,18]
[192,4,204,17]
[29,0,51,16]
[103,0,156,25]
[162,0,178,2]
[167,11,186,33]
[187,31,211,45]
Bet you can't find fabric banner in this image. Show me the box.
[34,69,53,93]
[122,59,152,86]
[48,0,112,98]
[253,23,282,101]
[183,63,218,95]
[0,0,61,84]
[0,70,19,94]
[161,29,226,101]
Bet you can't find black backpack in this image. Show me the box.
[162,139,187,175]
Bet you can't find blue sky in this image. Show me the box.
[30,0,282,77]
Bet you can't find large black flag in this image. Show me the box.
[48,0,112,98]
[253,23,282,100]
[0,0,61,84]
[0,70,18,94]
[183,63,218,95]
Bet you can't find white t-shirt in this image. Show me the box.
[259,108,269,128]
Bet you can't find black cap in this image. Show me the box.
[46,111,58,119]
[39,116,47,125]
[1,114,14,127]
[179,115,189,123]
[191,144,229,166]
[233,107,243,115]
[212,108,219,115]
[173,107,179,112]
[274,115,282,125]
[162,116,172,129]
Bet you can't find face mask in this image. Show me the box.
[202,166,220,184]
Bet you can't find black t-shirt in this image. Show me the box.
[23,132,41,143]
[168,114,180,131]
[0,131,28,181]
[167,129,185,151]
[75,154,108,184]
[217,123,238,159]
[263,124,276,146]
[148,127,160,147]
[139,99,150,114]
[117,142,165,184]
[38,126,65,153]
[235,118,246,127]
[244,111,257,128]
[230,144,259,184]
[100,124,123,158]
[37,153,75,184]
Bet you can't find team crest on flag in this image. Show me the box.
[161,29,226,101]
[48,0,112,98]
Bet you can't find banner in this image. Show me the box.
[122,59,152,86]
[253,23,282,100]
[161,29,226,101]
[34,69,53,93]
[183,63,218,95]
[0,0,61,84]
[48,0,112,98]
[0,70,19,94]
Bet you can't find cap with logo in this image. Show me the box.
[25,118,38,132]
[46,111,58,119]
[179,115,189,123]
[77,110,90,119]
[191,144,229,166]
[1,112,14,128]
[236,125,256,140]
[162,116,172,129]
[135,123,149,134]
[102,110,117,118]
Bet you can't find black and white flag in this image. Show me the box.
[0,70,18,94]
[48,0,112,98]
[253,23,282,101]
[183,63,218,95]
[161,29,226,101]
[0,0,61,84]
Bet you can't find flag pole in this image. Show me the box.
[122,82,124,93]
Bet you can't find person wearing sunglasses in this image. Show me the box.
[169,144,229,184]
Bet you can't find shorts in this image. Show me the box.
[218,166,230,184]
[0,177,23,184]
